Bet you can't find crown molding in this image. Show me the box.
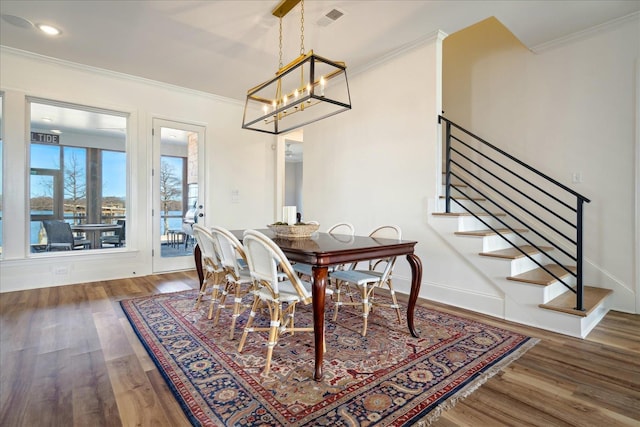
[0,45,243,106]
[350,30,448,78]
[530,11,639,53]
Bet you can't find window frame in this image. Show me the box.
[27,97,129,254]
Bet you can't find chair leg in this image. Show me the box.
[207,279,222,320]
[360,284,375,337]
[214,284,231,325]
[332,281,340,321]
[229,286,245,340]
[388,280,402,323]
[238,297,261,353]
[196,270,221,312]
[333,280,345,321]
[263,305,281,376]
[195,278,208,309]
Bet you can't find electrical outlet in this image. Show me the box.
[54,266,69,275]
[572,172,582,184]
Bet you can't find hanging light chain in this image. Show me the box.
[279,16,283,68]
[300,0,305,55]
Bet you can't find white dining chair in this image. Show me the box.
[238,229,332,375]
[210,226,253,339]
[192,224,226,319]
[329,225,402,336]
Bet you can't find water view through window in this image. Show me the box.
[29,99,128,252]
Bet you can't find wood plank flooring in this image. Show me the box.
[1,271,638,426]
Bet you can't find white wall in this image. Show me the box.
[301,33,500,307]
[443,15,639,313]
[0,47,276,292]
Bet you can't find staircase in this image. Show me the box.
[430,117,612,338]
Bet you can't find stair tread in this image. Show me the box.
[432,212,506,217]
[455,228,528,237]
[507,264,576,286]
[479,245,553,259]
[539,286,612,317]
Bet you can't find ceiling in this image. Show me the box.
[2,1,639,103]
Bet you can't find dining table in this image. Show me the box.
[71,223,122,249]
[193,228,422,381]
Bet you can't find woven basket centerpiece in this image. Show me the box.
[267,223,319,238]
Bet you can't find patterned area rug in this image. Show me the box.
[121,290,538,426]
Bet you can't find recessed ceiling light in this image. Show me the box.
[1,14,34,29]
[50,129,62,134]
[37,24,61,36]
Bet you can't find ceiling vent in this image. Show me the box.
[317,8,345,27]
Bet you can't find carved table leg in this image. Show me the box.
[311,265,329,381]
[406,253,423,338]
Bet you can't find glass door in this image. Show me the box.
[152,119,205,273]
[29,168,62,252]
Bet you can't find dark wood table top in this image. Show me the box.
[231,229,417,267]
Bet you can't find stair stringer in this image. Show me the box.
[428,211,610,338]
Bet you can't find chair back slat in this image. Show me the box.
[367,225,402,271]
[243,230,312,304]
[327,222,355,236]
[211,226,247,280]
[369,225,401,240]
[192,224,223,272]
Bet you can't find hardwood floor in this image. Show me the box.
[0,271,638,426]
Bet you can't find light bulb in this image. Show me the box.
[37,24,61,36]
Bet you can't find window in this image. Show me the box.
[29,99,128,252]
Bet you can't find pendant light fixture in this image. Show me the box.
[241,0,351,135]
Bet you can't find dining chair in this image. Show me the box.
[210,226,253,339]
[238,229,333,376]
[42,220,91,251]
[100,220,126,247]
[329,225,402,336]
[192,224,226,318]
[293,222,355,279]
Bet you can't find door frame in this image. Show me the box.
[151,118,206,273]
[275,129,304,222]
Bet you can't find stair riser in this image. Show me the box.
[542,281,575,303]
[505,298,607,339]
[440,183,479,195]
[430,215,503,234]
[509,255,549,276]
[477,251,548,276]
[438,198,482,213]
[456,233,529,253]
[481,233,528,252]
[458,215,504,232]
